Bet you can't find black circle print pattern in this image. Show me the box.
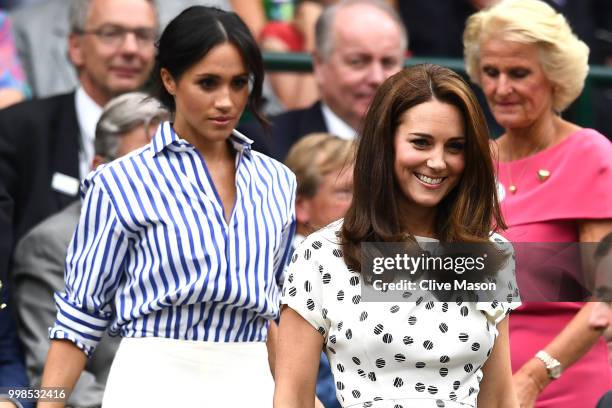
[281,224,520,407]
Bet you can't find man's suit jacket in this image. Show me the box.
[238,101,327,161]
[0,306,29,389]
[0,91,80,285]
[598,391,612,408]
[13,201,121,408]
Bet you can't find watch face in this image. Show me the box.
[549,365,562,379]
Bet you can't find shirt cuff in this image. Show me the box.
[49,292,112,357]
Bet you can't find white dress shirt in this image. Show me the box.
[75,87,103,180]
[321,103,358,140]
[50,122,297,356]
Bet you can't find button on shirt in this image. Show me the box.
[50,122,297,357]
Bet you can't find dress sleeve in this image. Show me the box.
[281,236,330,339]
[476,233,521,326]
[49,179,129,357]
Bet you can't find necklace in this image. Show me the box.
[504,138,551,194]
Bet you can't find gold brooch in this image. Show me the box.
[537,169,550,181]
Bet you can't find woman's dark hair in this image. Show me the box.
[153,6,267,126]
[341,63,506,272]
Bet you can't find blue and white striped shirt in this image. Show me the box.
[50,122,296,357]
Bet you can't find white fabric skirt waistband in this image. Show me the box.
[102,337,273,407]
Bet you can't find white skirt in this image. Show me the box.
[102,337,274,407]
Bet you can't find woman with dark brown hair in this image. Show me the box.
[39,6,296,407]
[274,63,520,408]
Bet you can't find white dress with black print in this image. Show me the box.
[281,221,520,408]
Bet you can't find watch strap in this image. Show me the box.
[535,350,562,379]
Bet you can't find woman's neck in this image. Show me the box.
[174,122,234,163]
[398,204,437,239]
[499,114,579,161]
[503,114,557,160]
[197,139,235,165]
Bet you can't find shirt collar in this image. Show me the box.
[150,121,254,156]
[75,86,103,146]
[320,103,358,140]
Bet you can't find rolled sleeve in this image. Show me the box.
[49,178,128,357]
[49,293,113,357]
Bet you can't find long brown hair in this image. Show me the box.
[341,64,506,271]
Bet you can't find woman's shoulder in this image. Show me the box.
[519,127,611,175]
[553,127,609,156]
[555,128,611,174]
[298,220,344,251]
[290,221,346,268]
[570,128,611,153]
[249,148,289,169]
[83,145,151,188]
[489,232,510,245]
[248,149,296,184]
[87,144,151,178]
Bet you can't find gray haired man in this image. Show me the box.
[239,0,407,160]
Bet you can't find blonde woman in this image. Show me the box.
[464,1,612,406]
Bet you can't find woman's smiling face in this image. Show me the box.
[393,99,466,214]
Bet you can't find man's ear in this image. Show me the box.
[160,68,177,96]
[312,50,325,86]
[296,195,312,227]
[68,33,84,68]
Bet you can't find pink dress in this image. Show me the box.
[497,129,612,407]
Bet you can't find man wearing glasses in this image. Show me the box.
[0,0,157,395]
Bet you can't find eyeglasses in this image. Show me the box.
[76,24,157,48]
